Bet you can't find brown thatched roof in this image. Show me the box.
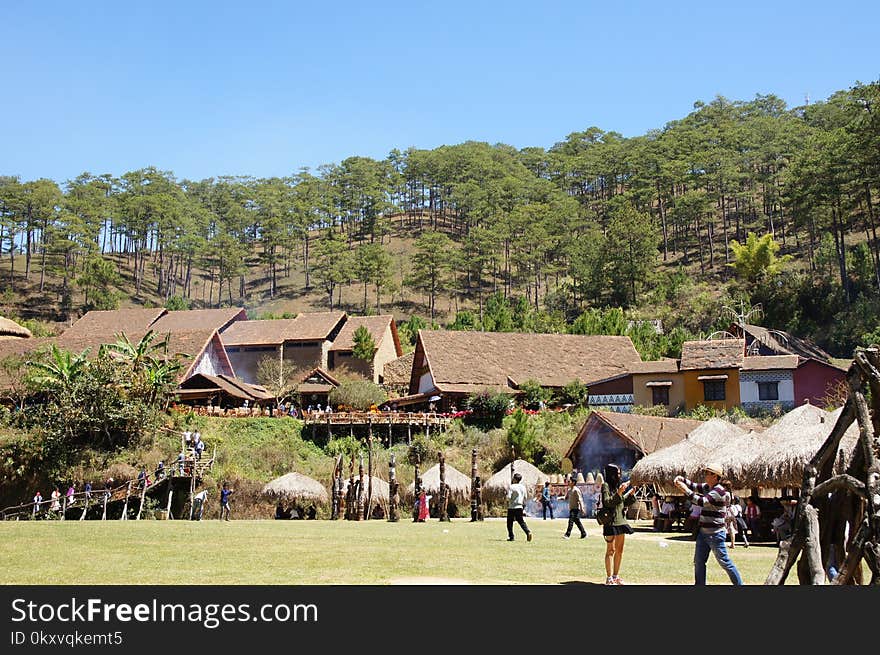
[741,355,799,371]
[383,352,414,386]
[342,475,391,502]
[62,308,167,339]
[630,359,679,374]
[738,404,859,488]
[291,312,347,340]
[0,317,32,339]
[330,315,401,354]
[419,330,641,389]
[733,323,833,362]
[630,418,748,485]
[566,411,704,461]
[221,319,300,346]
[262,472,328,502]
[680,339,743,370]
[177,373,274,403]
[406,463,471,496]
[150,308,245,334]
[485,460,549,491]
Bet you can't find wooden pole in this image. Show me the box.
[331,455,343,520]
[136,481,147,520]
[121,481,132,520]
[407,414,412,445]
[166,489,174,520]
[356,453,365,521]
[388,454,399,522]
[101,492,108,521]
[412,457,421,522]
[366,434,374,520]
[388,416,392,447]
[80,494,89,521]
[61,495,67,521]
[438,451,450,522]
[470,448,480,522]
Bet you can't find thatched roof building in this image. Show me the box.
[0,317,32,340]
[485,459,549,492]
[408,330,641,408]
[343,475,391,503]
[406,463,471,498]
[262,472,328,502]
[630,418,748,485]
[738,404,859,488]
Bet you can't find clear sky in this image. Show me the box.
[4,1,879,184]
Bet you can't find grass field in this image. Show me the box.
[0,519,782,585]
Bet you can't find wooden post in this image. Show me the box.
[388,454,399,522]
[101,492,108,521]
[166,489,174,520]
[61,495,67,521]
[470,448,480,522]
[80,494,89,521]
[388,416,392,446]
[331,455,343,520]
[407,414,412,445]
[121,481,132,520]
[327,413,331,441]
[136,481,147,520]
[412,457,421,522]
[438,451,450,521]
[356,453,365,521]
[510,446,516,483]
[366,434,374,520]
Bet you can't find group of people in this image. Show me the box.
[275,502,318,520]
[507,462,747,586]
[31,480,104,516]
[182,429,207,461]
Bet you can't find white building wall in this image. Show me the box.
[739,370,795,411]
[418,371,434,394]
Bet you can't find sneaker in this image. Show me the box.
[605,577,615,586]
[612,576,625,585]
[527,532,533,542]
[507,537,514,541]
[562,534,571,540]
[580,533,587,539]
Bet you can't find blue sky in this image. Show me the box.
[4,1,878,184]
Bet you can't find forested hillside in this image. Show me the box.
[2,80,879,358]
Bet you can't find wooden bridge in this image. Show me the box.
[1,453,217,522]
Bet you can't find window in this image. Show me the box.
[758,381,779,401]
[703,380,726,401]
[651,386,669,406]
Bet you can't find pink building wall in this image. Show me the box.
[793,360,846,406]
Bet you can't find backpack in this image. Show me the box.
[595,487,614,526]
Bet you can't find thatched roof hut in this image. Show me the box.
[342,475,391,503]
[262,472,328,502]
[0,317,32,340]
[738,404,859,488]
[406,463,471,498]
[630,418,748,485]
[485,459,549,492]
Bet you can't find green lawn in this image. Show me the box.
[0,519,781,585]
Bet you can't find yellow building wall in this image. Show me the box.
[632,373,686,413]
[682,368,740,411]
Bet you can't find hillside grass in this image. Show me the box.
[0,519,785,585]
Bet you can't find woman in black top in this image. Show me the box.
[601,463,637,585]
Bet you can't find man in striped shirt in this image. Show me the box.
[674,463,743,585]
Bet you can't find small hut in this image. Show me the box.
[0,317,32,340]
[630,418,748,488]
[739,404,859,489]
[262,472,329,505]
[484,459,549,494]
[406,463,471,497]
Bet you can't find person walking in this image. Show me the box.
[50,487,61,512]
[562,475,587,539]
[219,482,234,521]
[674,463,743,585]
[506,472,532,542]
[32,490,43,516]
[726,496,749,548]
[744,496,761,541]
[600,463,637,585]
[540,481,554,520]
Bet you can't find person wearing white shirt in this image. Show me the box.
[506,473,532,542]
